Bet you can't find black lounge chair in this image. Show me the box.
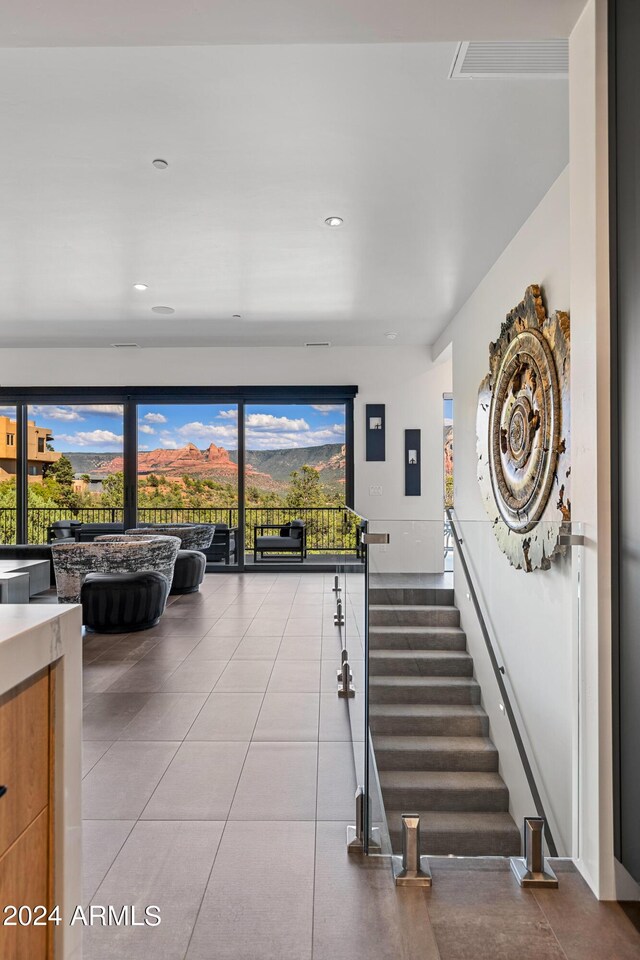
[253,519,306,563]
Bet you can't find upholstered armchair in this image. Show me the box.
[125,524,214,551]
[124,524,215,593]
[51,535,180,604]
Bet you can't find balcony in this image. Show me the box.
[0,505,362,567]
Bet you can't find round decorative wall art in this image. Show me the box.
[476,285,570,571]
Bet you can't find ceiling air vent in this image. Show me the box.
[305,341,331,347]
[111,342,140,348]
[449,40,568,80]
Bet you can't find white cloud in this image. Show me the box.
[246,423,345,450]
[175,421,238,443]
[30,405,84,422]
[246,413,309,432]
[73,404,123,417]
[311,404,343,414]
[138,424,155,435]
[56,430,123,448]
[143,412,168,424]
[217,409,238,420]
[0,405,16,417]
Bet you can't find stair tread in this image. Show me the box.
[379,770,506,789]
[370,649,471,660]
[370,703,486,717]
[374,735,497,753]
[385,809,519,834]
[370,604,459,613]
[370,676,479,687]
[369,625,465,635]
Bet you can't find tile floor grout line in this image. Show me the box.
[309,581,328,960]
[180,580,300,960]
[530,889,572,960]
[83,818,138,907]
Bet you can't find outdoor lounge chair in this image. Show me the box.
[253,519,306,563]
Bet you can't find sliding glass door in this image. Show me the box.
[26,404,124,543]
[243,402,352,562]
[136,402,239,564]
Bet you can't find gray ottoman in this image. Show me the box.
[170,550,207,595]
[81,571,169,633]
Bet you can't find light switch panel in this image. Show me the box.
[369,484,383,497]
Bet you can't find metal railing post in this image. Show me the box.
[336,648,352,682]
[337,661,355,698]
[392,815,432,886]
[347,786,365,852]
[510,817,558,888]
[334,598,345,627]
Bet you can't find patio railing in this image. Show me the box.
[0,505,361,555]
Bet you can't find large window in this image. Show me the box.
[244,402,351,559]
[0,404,18,544]
[1,387,355,565]
[26,404,124,544]
[136,402,239,533]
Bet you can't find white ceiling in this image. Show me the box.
[0,41,569,348]
[0,0,586,47]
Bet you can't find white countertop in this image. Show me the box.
[0,602,83,960]
[0,603,82,696]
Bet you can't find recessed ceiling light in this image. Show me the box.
[152,158,168,169]
[324,217,343,227]
[151,305,175,315]
[133,283,148,291]
[385,332,398,340]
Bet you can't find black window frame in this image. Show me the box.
[0,385,357,566]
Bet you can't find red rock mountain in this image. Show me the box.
[98,442,275,487]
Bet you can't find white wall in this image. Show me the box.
[0,344,452,535]
[433,167,575,856]
[570,0,638,902]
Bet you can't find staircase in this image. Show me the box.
[368,581,521,857]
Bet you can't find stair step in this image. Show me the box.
[369,587,454,607]
[369,649,473,677]
[374,735,498,772]
[385,810,521,857]
[370,703,489,737]
[369,625,467,651]
[379,770,510,811]
[369,676,481,704]
[370,604,460,627]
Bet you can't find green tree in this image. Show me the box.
[44,454,75,487]
[286,465,328,508]
[100,471,125,507]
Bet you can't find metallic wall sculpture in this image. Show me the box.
[476,285,570,571]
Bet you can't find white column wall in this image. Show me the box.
[570,0,638,902]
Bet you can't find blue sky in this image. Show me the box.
[23,402,346,452]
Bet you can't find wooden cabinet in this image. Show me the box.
[0,667,55,960]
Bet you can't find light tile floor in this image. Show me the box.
[72,572,640,960]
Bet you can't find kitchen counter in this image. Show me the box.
[0,603,83,960]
